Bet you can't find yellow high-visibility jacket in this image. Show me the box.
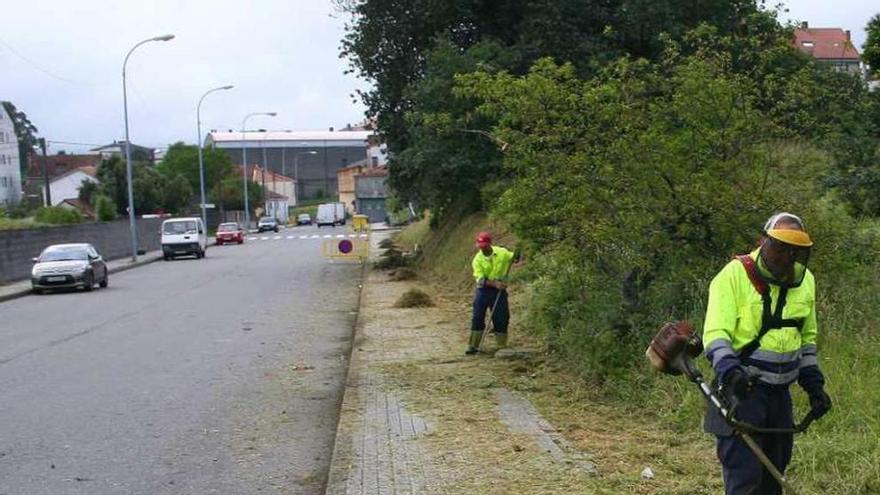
[703,249,819,386]
[472,246,514,284]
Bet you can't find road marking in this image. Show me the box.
[274,236,282,240]
[359,234,368,238]
[248,237,257,241]
[310,235,320,239]
[261,237,270,240]
[336,234,345,238]
[299,236,308,239]
[323,235,332,238]
[287,235,295,239]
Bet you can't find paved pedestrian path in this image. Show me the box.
[325,230,594,494]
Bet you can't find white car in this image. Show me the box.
[161,217,207,260]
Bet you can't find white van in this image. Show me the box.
[316,202,346,227]
[161,217,208,260]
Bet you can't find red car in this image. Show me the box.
[216,222,245,245]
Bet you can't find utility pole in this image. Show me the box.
[40,138,51,206]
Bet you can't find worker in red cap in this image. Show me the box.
[466,231,516,354]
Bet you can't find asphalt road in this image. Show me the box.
[0,224,363,494]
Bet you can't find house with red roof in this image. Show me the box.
[793,22,863,76]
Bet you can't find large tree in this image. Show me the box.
[96,155,193,215]
[865,13,880,77]
[157,142,233,200]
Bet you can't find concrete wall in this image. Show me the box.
[0,218,162,283]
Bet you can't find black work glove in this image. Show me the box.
[809,389,833,419]
[723,367,753,401]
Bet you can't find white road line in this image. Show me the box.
[299,236,308,239]
[273,236,282,240]
[359,234,368,238]
[248,237,258,241]
[261,237,270,240]
[336,234,345,238]
[323,235,332,238]
[310,235,320,239]
[287,236,295,239]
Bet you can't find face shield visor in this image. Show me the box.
[758,230,812,287]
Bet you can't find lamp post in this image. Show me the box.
[292,150,316,205]
[196,85,233,231]
[123,34,174,262]
[241,112,276,229]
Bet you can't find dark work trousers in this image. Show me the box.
[716,385,794,495]
[471,287,509,334]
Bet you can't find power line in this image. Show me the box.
[0,36,106,87]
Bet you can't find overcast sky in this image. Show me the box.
[1,1,877,155]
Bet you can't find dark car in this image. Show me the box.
[216,222,245,245]
[31,243,108,294]
[257,216,279,233]
[296,213,312,226]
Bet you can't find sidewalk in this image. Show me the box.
[0,249,163,303]
[325,232,597,494]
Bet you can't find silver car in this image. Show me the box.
[31,243,109,294]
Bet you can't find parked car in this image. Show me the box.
[31,243,108,294]
[216,222,245,245]
[161,217,208,260]
[296,213,312,226]
[257,216,280,233]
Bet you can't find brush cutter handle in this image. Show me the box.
[681,356,820,435]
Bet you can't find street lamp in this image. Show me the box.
[196,85,233,231]
[122,33,174,262]
[241,112,276,229]
[292,150,317,205]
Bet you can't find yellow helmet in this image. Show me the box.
[763,212,813,247]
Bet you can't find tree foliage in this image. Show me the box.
[341,0,782,217]
[157,142,233,199]
[96,155,193,215]
[864,13,880,76]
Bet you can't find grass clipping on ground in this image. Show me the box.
[393,288,434,308]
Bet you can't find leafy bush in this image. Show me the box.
[95,195,116,222]
[34,206,81,225]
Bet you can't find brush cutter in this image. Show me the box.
[646,321,818,494]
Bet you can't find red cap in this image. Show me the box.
[475,231,492,248]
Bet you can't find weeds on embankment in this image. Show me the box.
[392,213,880,494]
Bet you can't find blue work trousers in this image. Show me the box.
[471,287,509,334]
[716,386,794,495]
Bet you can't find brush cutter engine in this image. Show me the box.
[646,320,703,375]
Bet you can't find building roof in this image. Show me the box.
[50,165,98,184]
[27,154,101,179]
[793,27,860,60]
[265,190,289,200]
[208,130,373,144]
[358,166,389,177]
[59,198,96,218]
[234,164,296,184]
[91,141,154,153]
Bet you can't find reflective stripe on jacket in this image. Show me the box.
[703,249,818,386]
[472,246,514,283]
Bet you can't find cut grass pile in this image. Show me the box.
[393,288,434,308]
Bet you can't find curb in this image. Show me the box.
[0,253,163,304]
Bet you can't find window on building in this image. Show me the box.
[1,177,7,187]
[371,156,379,166]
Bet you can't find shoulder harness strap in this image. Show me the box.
[734,255,804,360]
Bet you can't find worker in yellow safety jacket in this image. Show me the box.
[466,232,516,355]
[703,212,832,495]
